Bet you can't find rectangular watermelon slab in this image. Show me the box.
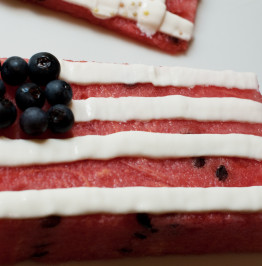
[19,0,199,53]
[1,58,262,263]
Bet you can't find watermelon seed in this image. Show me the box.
[136,213,152,229]
[125,83,137,89]
[216,165,228,181]
[170,223,179,229]
[119,248,133,253]
[134,232,147,239]
[40,215,61,228]
[193,157,206,168]
[31,251,49,258]
[169,36,180,44]
[151,228,159,233]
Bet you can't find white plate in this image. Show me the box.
[0,0,262,265]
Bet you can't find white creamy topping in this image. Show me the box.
[2,186,262,218]
[71,95,262,123]
[59,60,259,90]
[1,132,262,166]
[62,0,194,40]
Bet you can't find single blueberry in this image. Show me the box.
[1,56,28,86]
[0,80,6,98]
[0,98,17,128]
[28,52,60,85]
[45,80,73,106]
[20,107,48,135]
[47,104,74,133]
[15,83,46,111]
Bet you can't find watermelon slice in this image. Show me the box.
[19,0,199,53]
[0,58,262,263]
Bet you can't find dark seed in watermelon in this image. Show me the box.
[216,165,228,181]
[134,232,147,240]
[151,228,159,233]
[40,216,62,229]
[136,213,152,229]
[119,248,133,254]
[194,157,206,168]
[31,251,49,258]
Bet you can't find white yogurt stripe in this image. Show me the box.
[1,186,262,218]
[1,132,262,166]
[62,0,194,40]
[71,95,262,123]
[160,11,193,40]
[59,60,259,90]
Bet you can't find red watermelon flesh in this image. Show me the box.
[21,0,198,53]
[0,61,262,262]
[0,73,262,191]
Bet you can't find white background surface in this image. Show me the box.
[0,0,262,265]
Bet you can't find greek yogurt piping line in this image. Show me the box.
[71,95,262,123]
[59,60,259,90]
[62,0,194,40]
[1,132,262,166]
[2,186,262,218]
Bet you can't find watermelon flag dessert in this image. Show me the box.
[0,52,262,263]
[19,0,199,53]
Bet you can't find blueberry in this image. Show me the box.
[47,104,74,133]
[1,56,28,86]
[0,98,17,128]
[28,52,60,85]
[20,107,48,135]
[15,83,46,111]
[0,80,6,98]
[45,80,73,106]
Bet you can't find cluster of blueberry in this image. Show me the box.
[0,52,74,135]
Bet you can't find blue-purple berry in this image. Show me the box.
[0,98,17,128]
[47,104,74,133]
[45,80,72,106]
[28,52,60,85]
[20,107,48,135]
[15,83,46,111]
[1,56,28,86]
